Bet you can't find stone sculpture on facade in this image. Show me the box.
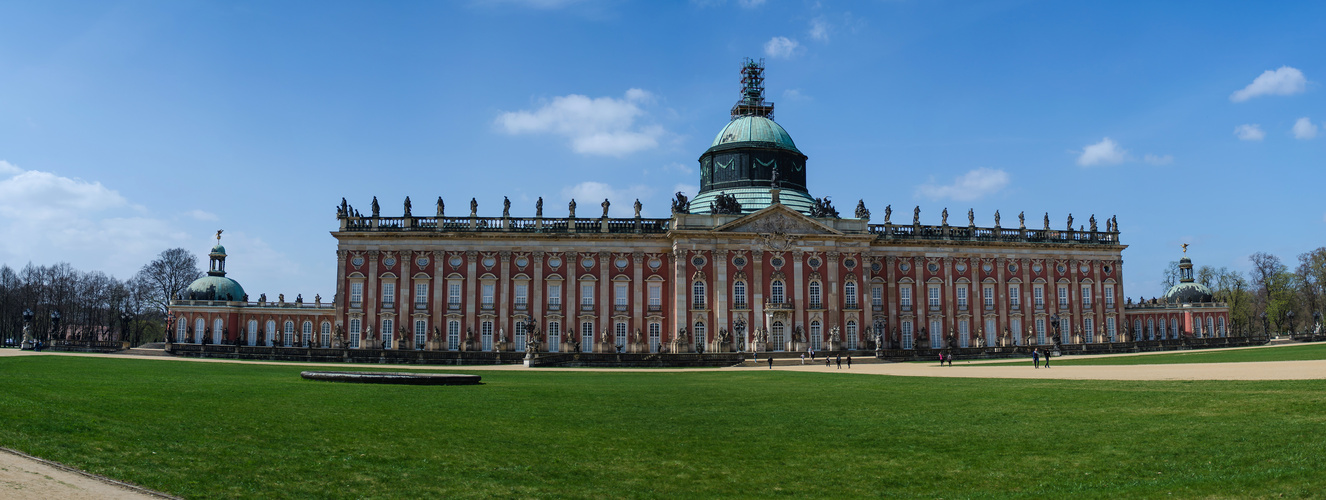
[884,204,891,224]
[671,192,689,214]
[810,196,839,218]
[1090,215,1097,232]
[941,208,949,225]
[1067,213,1074,231]
[503,197,511,218]
[436,197,444,217]
[371,196,380,217]
[913,206,921,224]
[968,208,974,225]
[855,200,870,220]
[633,199,642,217]
[712,192,742,215]
[601,198,610,218]
[568,199,576,218]
[535,197,543,217]
[1043,212,1050,230]
[470,198,478,217]
[403,196,412,217]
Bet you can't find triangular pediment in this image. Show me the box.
[713,204,843,235]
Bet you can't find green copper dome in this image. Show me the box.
[710,116,799,153]
[184,275,246,302]
[211,243,226,255]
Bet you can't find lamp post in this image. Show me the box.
[20,308,34,350]
[1286,310,1296,336]
[120,311,134,346]
[49,310,61,344]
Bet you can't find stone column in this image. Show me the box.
[826,252,840,349]
[752,252,764,349]
[366,251,380,349]
[532,252,544,350]
[632,252,644,353]
[714,249,729,351]
[498,251,511,351]
[672,247,687,347]
[464,251,478,350]
[598,250,611,352]
[335,249,347,336]
[431,250,445,350]
[792,250,805,340]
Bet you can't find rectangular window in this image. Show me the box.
[414,320,427,350]
[481,321,493,351]
[1009,285,1020,308]
[958,319,969,348]
[1058,286,1069,307]
[902,320,914,349]
[844,283,858,308]
[515,283,528,308]
[581,284,594,306]
[448,282,461,308]
[514,320,527,348]
[1104,286,1115,308]
[648,322,661,353]
[1081,286,1092,308]
[956,287,968,309]
[580,321,594,353]
[900,286,912,310]
[1034,286,1044,308]
[350,282,363,307]
[1083,320,1094,343]
[381,318,394,349]
[1034,318,1044,345]
[928,286,940,309]
[1107,317,1117,341]
[415,283,428,308]
[615,283,628,309]
[547,321,561,353]
[349,318,361,349]
[548,284,562,308]
[871,285,883,307]
[481,283,494,308]
[733,281,747,308]
[382,283,395,308]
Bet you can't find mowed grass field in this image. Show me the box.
[1,356,1324,499]
[978,342,1326,366]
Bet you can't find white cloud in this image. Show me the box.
[560,181,652,217]
[0,161,192,278]
[1230,66,1307,102]
[1077,137,1128,166]
[187,209,219,221]
[737,0,765,7]
[782,89,810,101]
[1143,154,1174,166]
[915,168,1010,202]
[764,36,801,59]
[1292,117,1318,140]
[1234,124,1265,141]
[809,17,830,42]
[496,89,666,156]
[663,162,693,175]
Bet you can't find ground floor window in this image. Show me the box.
[957,320,969,348]
[985,318,997,347]
[547,321,560,352]
[1107,317,1116,342]
[481,321,493,351]
[247,320,258,346]
[648,322,660,353]
[266,320,277,346]
[1171,318,1179,339]
[693,322,706,351]
[930,320,943,349]
[321,322,331,347]
[810,321,822,351]
[195,318,205,343]
[581,322,594,352]
[177,317,188,343]
[349,319,361,349]
[846,321,858,350]
[770,321,785,351]
[414,320,427,350]
[381,319,395,349]
[1083,320,1094,343]
[514,320,526,350]
[213,318,224,344]
[1218,317,1226,337]
[902,321,913,349]
[615,322,627,350]
[447,321,460,351]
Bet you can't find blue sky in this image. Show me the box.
[1,0,1322,300]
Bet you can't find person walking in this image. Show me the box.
[1032,349,1040,369]
[846,356,852,369]
[768,356,774,369]
[1044,350,1051,368]
[836,355,842,369]
[938,351,944,366]
[825,356,831,367]
[800,353,806,365]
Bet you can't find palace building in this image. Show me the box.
[167,59,1233,358]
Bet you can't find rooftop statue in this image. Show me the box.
[1090,215,1097,232]
[536,197,543,217]
[503,196,511,218]
[995,210,1001,226]
[633,199,642,217]
[671,192,689,214]
[436,197,444,217]
[884,204,892,224]
[404,196,412,217]
[371,196,380,217]
[601,198,610,218]
[941,208,949,225]
[1067,213,1074,231]
[968,208,974,226]
[1043,212,1050,230]
[339,198,348,217]
[569,199,577,218]
[855,199,870,220]
[1019,211,1025,229]
[913,206,920,224]
[470,198,478,216]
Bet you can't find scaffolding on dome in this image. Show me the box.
[730,57,775,120]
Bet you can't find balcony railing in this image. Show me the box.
[692,301,706,310]
[764,301,794,311]
[647,304,661,312]
[732,301,748,310]
[580,304,595,312]
[415,302,427,310]
[340,215,673,235]
[382,301,394,309]
[868,222,1121,246]
[547,303,561,311]
[808,301,824,310]
[481,302,494,310]
[929,304,941,312]
[350,301,363,309]
[614,305,628,312]
[901,304,912,312]
[845,302,859,310]
[448,303,460,310]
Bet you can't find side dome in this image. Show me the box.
[1163,282,1213,304]
[709,116,800,153]
[184,275,246,302]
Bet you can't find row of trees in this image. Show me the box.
[1162,247,1326,336]
[0,249,203,347]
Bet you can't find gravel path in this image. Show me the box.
[0,448,176,500]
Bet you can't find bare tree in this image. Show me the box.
[136,248,203,315]
[1160,260,1180,292]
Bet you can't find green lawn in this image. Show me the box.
[977,342,1326,367]
[1,356,1323,499]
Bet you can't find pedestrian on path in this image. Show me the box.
[938,351,944,366]
[825,356,831,367]
[1044,350,1051,368]
[836,355,842,369]
[947,353,954,366]
[768,356,773,369]
[847,356,852,369]
[1032,349,1040,369]
[800,353,805,365]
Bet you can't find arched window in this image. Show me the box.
[809,281,822,308]
[1133,319,1142,340]
[930,319,942,349]
[349,318,361,348]
[1147,319,1155,340]
[1171,318,1179,340]
[580,321,593,352]
[302,321,313,346]
[771,280,785,304]
[247,319,258,346]
[447,320,461,351]
[694,321,706,351]
[176,317,188,342]
[615,322,627,350]
[265,320,277,346]
[1157,318,1166,339]
[195,318,205,343]
[320,321,331,348]
[546,321,560,353]
[846,320,858,349]
[692,281,706,309]
[1107,317,1117,342]
[284,321,295,347]
[1083,320,1094,343]
[1218,317,1226,337]
[844,282,858,308]
[382,318,396,349]
[481,320,493,351]
[733,281,747,308]
[957,319,968,348]
[985,318,997,347]
[414,320,427,350]
[770,321,785,351]
[1035,318,1046,345]
[810,320,822,351]
[213,318,223,344]
[902,321,914,349]
[648,322,661,353]
[513,320,526,350]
